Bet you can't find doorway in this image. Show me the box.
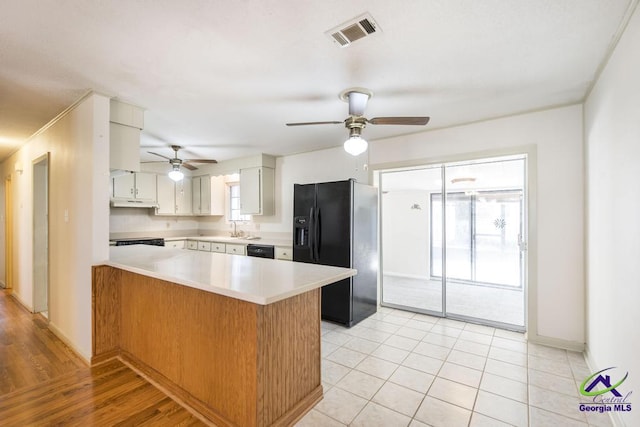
[380,155,527,330]
[33,154,49,316]
[4,176,13,290]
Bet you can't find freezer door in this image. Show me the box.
[293,183,316,263]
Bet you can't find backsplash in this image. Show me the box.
[110,208,199,237]
[109,208,292,242]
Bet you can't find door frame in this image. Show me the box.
[32,153,50,315]
[372,146,537,333]
[4,175,13,290]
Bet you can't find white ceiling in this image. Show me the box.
[0,0,635,164]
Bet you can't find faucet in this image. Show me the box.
[230,221,243,237]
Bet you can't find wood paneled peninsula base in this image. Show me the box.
[92,246,355,426]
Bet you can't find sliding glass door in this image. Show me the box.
[380,155,527,329]
[380,166,444,315]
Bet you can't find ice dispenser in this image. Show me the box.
[294,215,309,247]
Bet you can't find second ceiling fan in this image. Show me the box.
[286,88,430,155]
[146,145,218,181]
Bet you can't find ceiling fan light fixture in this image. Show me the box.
[168,165,184,182]
[344,135,368,156]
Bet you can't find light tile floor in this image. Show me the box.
[296,307,612,427]
[383,275,525,326]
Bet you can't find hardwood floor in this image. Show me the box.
[0,290,206,426]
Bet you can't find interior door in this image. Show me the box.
[4,176,13,290]
[33,155,49,314]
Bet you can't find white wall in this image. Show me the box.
[0,93,110,361]
[584,5,640,426]
[369,105,585,347]
[197,146,369,235]
[381,190,431,278]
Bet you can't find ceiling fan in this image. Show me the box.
[146,145,218,181]
[286,88,430,155]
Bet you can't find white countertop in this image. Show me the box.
[106,245,355,305]
[165,236,293,247]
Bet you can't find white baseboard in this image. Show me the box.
[47,322,91,365]
[10,292,33,313]
[527,332,585,352]
[8,291,91,365]
[583,346,626,427]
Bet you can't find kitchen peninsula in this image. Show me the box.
[92,245,356,426]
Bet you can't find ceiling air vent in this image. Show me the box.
[326,13,380,48]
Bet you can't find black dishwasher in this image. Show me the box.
[246,244,275,259]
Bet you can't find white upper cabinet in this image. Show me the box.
[112,173,135,199]
[240,167,274,216]
[109,100,143,172]
[192,175,203,214]
[112,172,157,204]
[192,175,225,216]
[110,100,144,128]
[133,172,157,201]
[156,175,192,216]
[156,174,176,215]
[175,178,192,215]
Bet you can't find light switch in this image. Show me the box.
[64,209,69,223]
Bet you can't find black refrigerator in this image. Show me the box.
[293,179,378,327]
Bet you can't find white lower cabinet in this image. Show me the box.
[184,239,246,255]
[165,240,185,249]
[275,247,293,261]
[211,243,226,253]
[198,241,212,251]
[225,244,246,255]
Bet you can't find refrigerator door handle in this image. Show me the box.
[313,207,320,262]
[308,207,316,261]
